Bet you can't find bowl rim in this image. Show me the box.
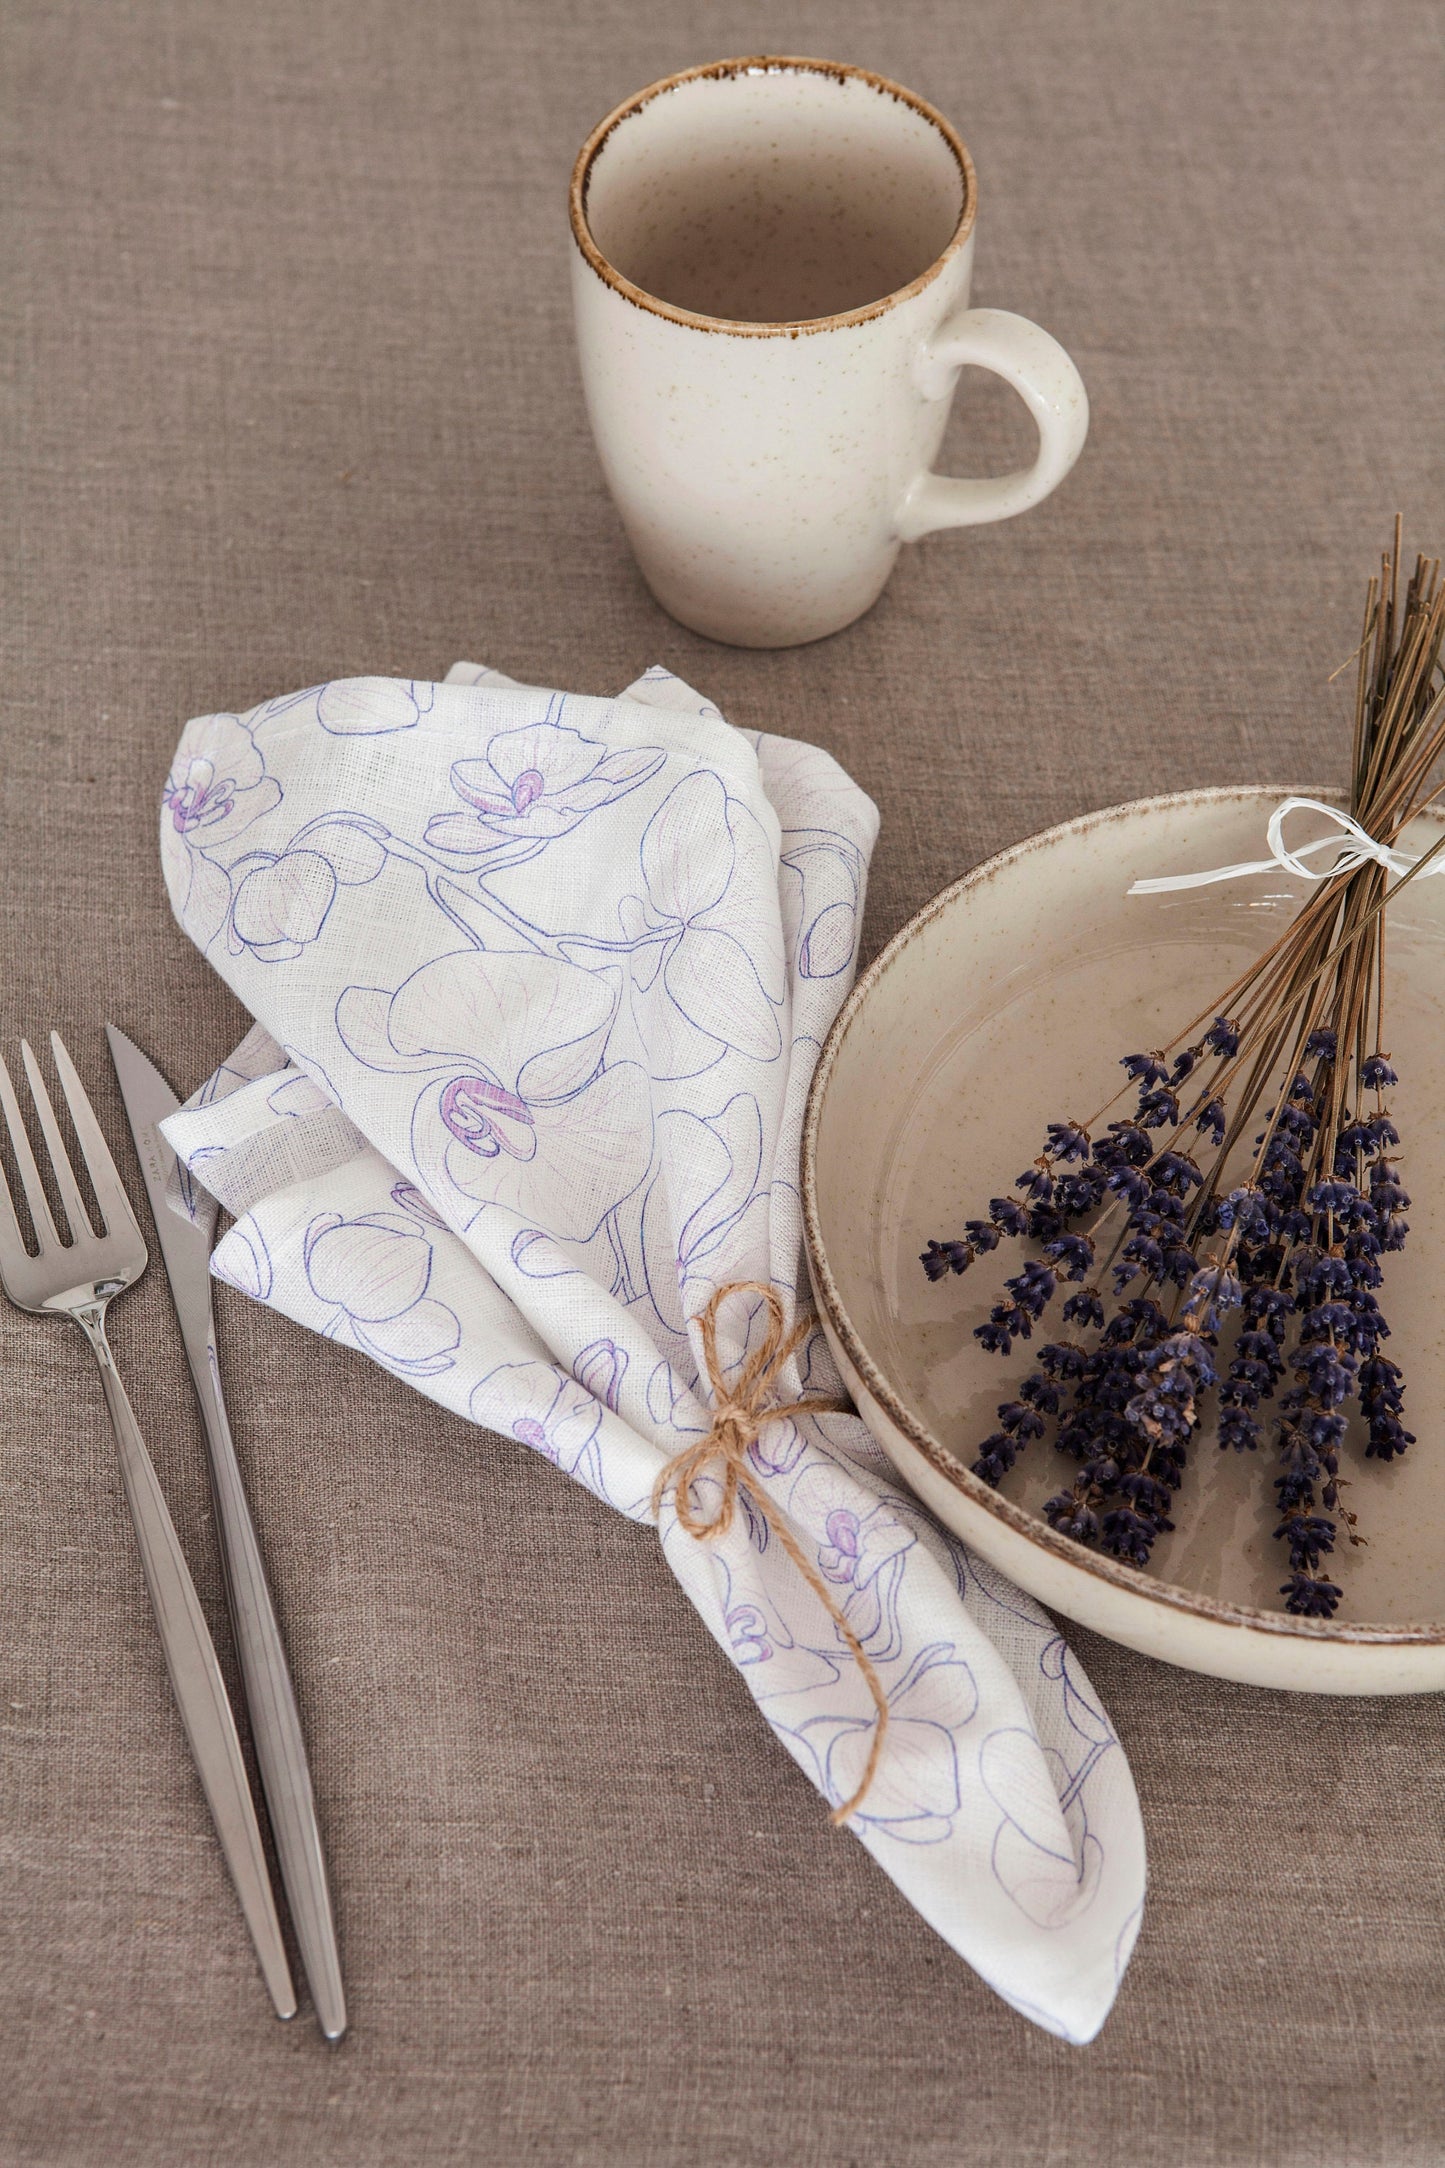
[800,782,1445,1650]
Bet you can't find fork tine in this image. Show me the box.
[0,1049,62,1250]
[20,1038,100,1242]
[47,1031,141,1241]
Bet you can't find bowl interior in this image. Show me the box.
[813,790,1445,1626]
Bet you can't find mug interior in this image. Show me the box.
[578,60,970,326]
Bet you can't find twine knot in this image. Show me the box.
[650,1280,888,1826]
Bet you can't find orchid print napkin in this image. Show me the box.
[157,659,1146,2042]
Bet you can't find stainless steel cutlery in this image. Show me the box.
[107,1025,346,2041]
[0,1028,345,2038]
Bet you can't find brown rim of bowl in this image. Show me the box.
[801,783,1445,1650]
[568,55,978,340]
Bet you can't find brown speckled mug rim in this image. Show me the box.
[569,55,979,340]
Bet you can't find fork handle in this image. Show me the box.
[74,1302,297,2023]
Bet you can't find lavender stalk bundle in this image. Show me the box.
[923,539,1445,1618]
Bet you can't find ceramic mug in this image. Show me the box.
[569,56,1089,649]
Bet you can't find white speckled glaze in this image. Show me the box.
[569,58,1089,649]
[802,788,1445,1693]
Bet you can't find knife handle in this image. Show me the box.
[197,1325,348,2041]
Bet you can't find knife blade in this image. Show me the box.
[106,1024,348,2042]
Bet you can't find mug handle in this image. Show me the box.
[895,307,1089,541]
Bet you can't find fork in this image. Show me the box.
[0,1031,296,2022]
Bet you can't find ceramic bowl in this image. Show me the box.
[802,786,1445,1692]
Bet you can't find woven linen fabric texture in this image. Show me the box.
[3,0,1443,2163]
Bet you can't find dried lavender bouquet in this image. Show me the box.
[923,539,1445,1618]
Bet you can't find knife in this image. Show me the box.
[106,1025,348,2042]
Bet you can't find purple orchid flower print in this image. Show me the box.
[817,1642,978,1845]
[210,1219,274,1303]
[727,1603,774,1667]
[425,703,664,850]
[160,712,283,941]
[574,1337,628,1414]
[628,1093,765,1343]
[224,814,389,964]
[389,1178,449,1230]
[819,1508,865,1583]
[781,836,867,982]
[979,1725,1106,1927]
[315,677,435,735]
[470,1361,604,1489]
[163,712,282,843]
[336,948,652,1243]
[303,1207,461,1376]
[815,1499,914,1663]
[620,771,787,1079]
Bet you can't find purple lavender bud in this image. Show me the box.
[1045,1120,1091,1164]
[1365,1414,1415,1461]
[1121,1051,1169,1086]
[1044,1232,1095,1282]
[1005,1260,1058,1319]
[1024,1202,1065,1244]
[1359,1353,1405,1409]
[1301,1300,1355,1341]
[1280,1572,1343,1618]
[1062,1286,1105,1330]
[1056,1166,1109,1215]
[989,1197,1029,1237]
[1043,1494,1098,1545]
[1100,1507,1158,1567]
[1195,1098,1227,1148]
[1155,1150,1205,1192]
[1137,1086,1181,1130]
[1296,1345,1358,1406]
[1361,1053,1398,1090]
[1115,1235,1162,1290]
[1369,1164,1409,1211]
[1298,1408,1347,1453]
[1107,1164,1151,1211]
[1294,1253,1352,1303]
[1334,1119,1370,1173]
[1276,1512,1336,1569]
[1190,1264,1242,1311]
[1218,1404,1260,1451]
[1305,1028,1338,1061]
[1307,1178,1367,1222]
[1204,1016,1241,1057]
[972,1436,1016,1486]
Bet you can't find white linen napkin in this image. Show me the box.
[157,660,1146,2042]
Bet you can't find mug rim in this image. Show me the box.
[569,55,979,339]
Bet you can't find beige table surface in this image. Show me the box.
[5,1,1445,2161]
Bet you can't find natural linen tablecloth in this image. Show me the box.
[157,660,1145,2041]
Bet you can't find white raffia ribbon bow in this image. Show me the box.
[1127,795,1445,896]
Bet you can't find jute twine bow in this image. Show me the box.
[650,1280,889,1825]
